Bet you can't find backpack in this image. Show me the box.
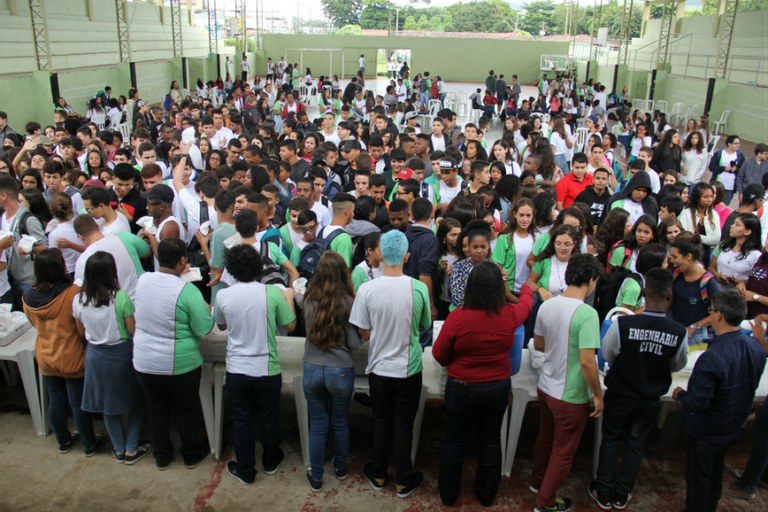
[605,240,632,274]
[258,241,286,286]
[430,81,439,99]
[186,201,210,273]
[673,268,714,310]
[297,228,344,280]
[163,93,172,112]
[593,268,642,322]
[419,78,429,93]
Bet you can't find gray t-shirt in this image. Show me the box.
[2,206,48,286]
[302,297,362,368]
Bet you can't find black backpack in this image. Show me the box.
[297,228,344,280]
[258,241,286,286]
[186,201,210,273]
[593,268,641,322]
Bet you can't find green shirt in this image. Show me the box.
[114,289,135,341]
[491,233,516,292]
[615,276,643,310]
[209,222,237,302]
[531,257,553,299]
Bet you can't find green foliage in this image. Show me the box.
[552,0,642,38]
[359,0,393,30]
[335,24,363,35]
[321,0,364,28]
[445,0,518,32]
[223,38,257,53]
[520,1,556,35]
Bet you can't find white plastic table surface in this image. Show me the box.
[0,327,44,435]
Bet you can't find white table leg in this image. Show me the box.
[292,375,310,469]
[38,363,48,436]
[503,390,533,477]
[593,416,603,477]
[15,350,44,436]
[198,362,215,457]
[410,385,428,466]
[213,364,226,460]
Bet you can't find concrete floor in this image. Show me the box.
[0,381,765,512]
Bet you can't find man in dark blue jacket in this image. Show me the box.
[590,269,688,510]
[404,198,439,346]
[673,289,766,512]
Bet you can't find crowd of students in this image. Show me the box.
[0,71,767,512]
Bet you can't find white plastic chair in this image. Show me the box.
[576,117,587,128]
[421,99,442,126]
[643,99,654,114]
[632,99,644,111]
[707,134,721,160]
[712,111,731,135]
[655,100,668,115]
[574,127,590,153]
[502,349,540,476]
[116,123,132,143]
[669,102,684,126]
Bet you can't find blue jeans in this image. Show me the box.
[438,376,510,507]
[595,391,660,499]
[103,408,144,453]
[227,372,283,481]
[43,376,96,450]
[303,363,355,481]
[736,401,768,493]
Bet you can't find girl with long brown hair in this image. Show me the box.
[301,251,362,491]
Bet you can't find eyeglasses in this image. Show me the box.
[300,224,317,233]
[84,206,95,213]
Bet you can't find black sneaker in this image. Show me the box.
[263,449,284,475]
[184,447,210,469]
[156,459,171,471]
[588,481,613,511]
[84,435,104,457]
[227,461,254,485]
[58,433,80,454]
[363,462,386,491]
[112,448,125,464]
[306,471,322,492]
[332,460,347,480]
[396,471,424,498]
[528,482,540,494]
[124,444,151,465]
[534,497,574,512]
[612,492,632,510]
[353,392,373,407]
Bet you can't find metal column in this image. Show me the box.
[28,0,52,72]
[656,0,675,68]
[617,0,634,65]
[714,0,739,79]
[207,0,218,55]
[170,0,183,58]
[116,0,131,62]
[589,0,604,63]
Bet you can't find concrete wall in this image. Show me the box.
[0,0,227,126]
[262,34,568,85]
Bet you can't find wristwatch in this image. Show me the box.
[695,322,701,329]
[754,294,760,301]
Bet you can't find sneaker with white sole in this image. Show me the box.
[396,471,424,498]
[612,492,632,510]
[363,462,385,491]
[124,444,151,465]
[587,481,613,511]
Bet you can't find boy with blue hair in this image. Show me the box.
[350,230,432,498]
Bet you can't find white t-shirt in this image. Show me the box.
[0,250,9,297]
[349,275,429,378]
[311,201,332,228]
[623,198,645,225]
[75,235,143,300]
[72,294,124,346]
[322,130,341,147]
[513,233,534,293]
[47,220,81,273]
[431,135,446,152]
[211,127,235,150]
[439,181,462,205]
[101,212,131,237]
[647,169,661,194]
[550,131,571,156]
[547,256,569,295]
[213,281,293,377]
[177,189,217,244]
[717,248,762,282]
[630,136,652,157]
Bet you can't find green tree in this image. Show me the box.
[321,0,364,28]
[335,24,363,35]
[446,0,517,32]
[359,0,393,30]
[403,15,418,30]
[520,1,556,35]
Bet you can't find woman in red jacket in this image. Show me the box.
[433,261,533,507]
